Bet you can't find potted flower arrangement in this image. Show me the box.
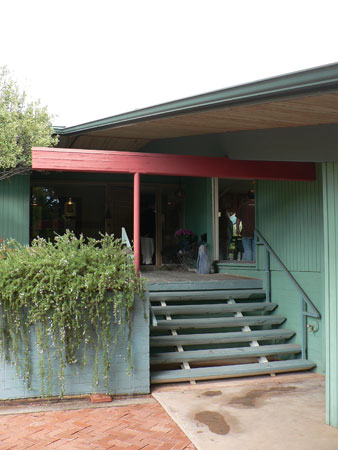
[174,228,195,252]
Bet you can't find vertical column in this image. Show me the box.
[155,187,162,268]
[211,177,219,261]
[134,172,141,274]
[323,162,338,427]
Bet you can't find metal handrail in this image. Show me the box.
[255,229,321,319]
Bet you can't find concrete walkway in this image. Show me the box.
[153,373,338,450]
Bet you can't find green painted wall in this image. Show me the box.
[184,177,213,256]
[322,162,338,427]
[144,123,338,162]
[256,176,323,273]
[0,175,30,245]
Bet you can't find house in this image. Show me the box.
[1,62,338,426]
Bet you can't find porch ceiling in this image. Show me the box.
[57,91,338,151]
[56,63,338,152]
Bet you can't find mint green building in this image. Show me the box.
[2,63,338,427]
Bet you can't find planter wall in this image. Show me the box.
[0,295,149,399]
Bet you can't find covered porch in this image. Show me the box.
[32,146,315,273]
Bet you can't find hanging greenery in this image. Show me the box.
[0,231,144,396]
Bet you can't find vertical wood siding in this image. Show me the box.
[323,162,338,427]
[0,175,30,245]
[256,172,323,273]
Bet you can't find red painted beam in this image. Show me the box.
[32,148,316,181]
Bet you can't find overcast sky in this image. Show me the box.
[1,0,338,127]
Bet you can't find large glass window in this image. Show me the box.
[31,184,106,242]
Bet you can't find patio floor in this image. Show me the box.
[0,373,336,449]
[0,397,196,450]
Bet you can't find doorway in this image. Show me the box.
[218,178,256,262]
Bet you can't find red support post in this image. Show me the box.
[133,172,141,274]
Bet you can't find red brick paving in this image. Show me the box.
[0,401,196,449]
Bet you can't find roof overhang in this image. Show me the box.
[32,148,316,181]
[56,63,338,151]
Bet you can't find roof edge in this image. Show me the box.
[59,62,338,136]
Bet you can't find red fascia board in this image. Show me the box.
[32,148,316,181]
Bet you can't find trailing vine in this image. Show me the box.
[0,231,144,396]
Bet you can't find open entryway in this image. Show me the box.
[215,178,256,263]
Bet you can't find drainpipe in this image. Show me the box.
[134,172,140,274]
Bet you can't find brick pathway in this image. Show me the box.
[0,401,196,450]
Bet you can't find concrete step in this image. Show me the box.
[151,359,316,384]
[150,344,302,364]
[151,315,286,330]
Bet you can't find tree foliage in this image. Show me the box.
[0,66,58,181]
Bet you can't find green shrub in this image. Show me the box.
[0,231,144,396]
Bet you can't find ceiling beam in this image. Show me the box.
[32,148,316,181]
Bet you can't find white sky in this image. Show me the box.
[1,0,338,127]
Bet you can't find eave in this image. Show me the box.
[57,62,338,139]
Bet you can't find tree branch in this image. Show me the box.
[0,166,32,182]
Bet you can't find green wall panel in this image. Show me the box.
[0,175,30,245]
[323,162,338,427]
[270,271,324,371]
[184,177,213,256]
[256,173,323,273]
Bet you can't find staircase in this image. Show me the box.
[149,279,315,384]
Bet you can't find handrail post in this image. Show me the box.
[302,298,308,359]
[265,248,271,303]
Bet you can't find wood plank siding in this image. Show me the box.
[256,173,323,273]
[0,175,30,245]
[323,162,338,427]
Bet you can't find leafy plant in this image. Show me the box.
[0,66,58,181]
[0,231,144,396]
